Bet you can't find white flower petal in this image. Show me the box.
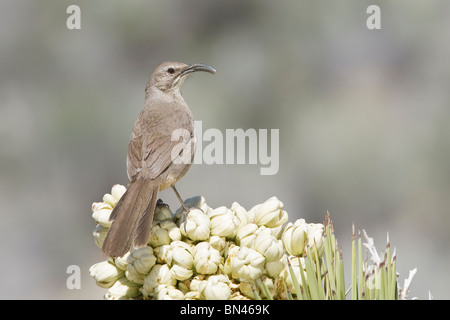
[180,209,211,241]
[89,261,124,288]
[254,197,288,228]
[204,275,231,300]
[281,219,308,256]
[231,247,265,280]
[209,206,240,237]
[193,242,222,274]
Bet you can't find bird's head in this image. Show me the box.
[146,61,216,95]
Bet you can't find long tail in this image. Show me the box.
[102,179,159,257]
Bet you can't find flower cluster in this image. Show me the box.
[90,184,326,300]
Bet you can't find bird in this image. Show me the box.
[102,61,216,257]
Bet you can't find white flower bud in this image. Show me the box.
[180,276,206,299]
[101,184,126,207]
[231,247,265,280]
[254,233,284,262]
[170,264,193,280]
[269,224,284,239]
[281,219,308,256]
[167,241,194,280]
[142,264,176,298]
[110,184,126,203]
[204,275,231,300]
[114,252,129,271]
[186,195,213,215]
[153,244,171,264]
[236,223,258,248]
[155,284,185,300]
[126,246,157,284]
[180,209,211,241]
[244,206,256,224]
[236,224,274,248]
[209,235,226,255]
[184,291,202,300]
[265,259,285,278]
[223,244,240,277]
[307,223,325,259]
[153,203,173,222]
[93,224,108,248]
[231,202,249,227]
[253,196,288,228]
[89,261,124,288]
[190,276,208,293]
[104,276,141,300]
[91,202,113,228]
[92,185,126,229]
[102,194,116,208]
[175,196,213,224]
[148,220,182,247]
[193,242,223,274]
[209,206,240,237]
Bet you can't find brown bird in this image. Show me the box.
[102,61,216,257]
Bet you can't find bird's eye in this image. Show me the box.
[167,67,175,74]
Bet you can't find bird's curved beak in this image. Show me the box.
[180,63,216,77]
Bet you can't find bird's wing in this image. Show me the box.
[127,132,192,181]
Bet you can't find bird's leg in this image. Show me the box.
[171,185,190,213]
[171,185,191,224]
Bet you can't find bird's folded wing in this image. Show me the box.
[127,133,191,181]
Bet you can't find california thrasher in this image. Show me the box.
[102,61,216,257]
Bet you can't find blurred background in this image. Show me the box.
[1,0,449,299]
